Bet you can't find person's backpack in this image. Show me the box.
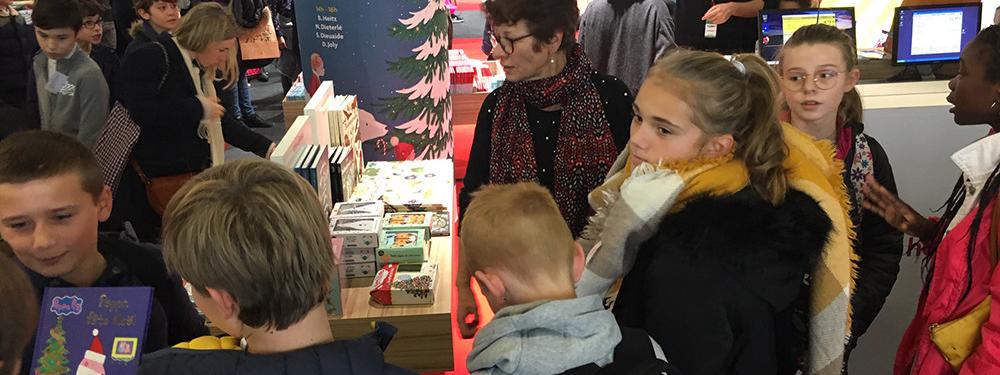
[560,326,683,375]
[231,0,266,28]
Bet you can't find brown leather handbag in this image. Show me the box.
[130,159,198,215]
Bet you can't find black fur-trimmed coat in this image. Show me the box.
[613,186,832,375]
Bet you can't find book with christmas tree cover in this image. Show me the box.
[31,287,153,375]
[370,262,438,305]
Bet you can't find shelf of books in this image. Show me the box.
[267,83,456,372]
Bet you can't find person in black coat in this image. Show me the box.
[612,187,831,375]
[78,0,120,104]
[574,50,852,375]
[0,2,36,111]
[113,3,273,242]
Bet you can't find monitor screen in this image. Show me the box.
[892,3,981,65]
[758,8,856,64]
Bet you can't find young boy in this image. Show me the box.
[122,0,179,58]
[0,131,207,375]
[461,183,676,375]
[0,0,36,111]
[139,159,414,374]
[26,0,109,147]
[77,0,119,104]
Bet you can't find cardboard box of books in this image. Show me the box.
[343,247,376,263]
[377,229,428,265]
[382,212,433,237]
[332,200,384,218]
[330,216,381,248]
[370,262,438,305]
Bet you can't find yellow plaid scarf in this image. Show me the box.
[602,123,856,374]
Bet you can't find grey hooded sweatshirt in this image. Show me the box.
[466,295,627,375]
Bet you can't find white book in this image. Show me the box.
[304,81,334,147]
[270,115,312,168]
[326,95,347,146]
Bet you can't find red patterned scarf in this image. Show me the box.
[489,45,617,236]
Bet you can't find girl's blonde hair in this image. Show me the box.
[779,24,863,124]
[647,49,788,205]
[174,2,239,89]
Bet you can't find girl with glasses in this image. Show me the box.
[778,24,904,368]
[456,0,633,339]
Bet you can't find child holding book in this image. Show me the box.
[462,182,675,375]
[0,131,207,375]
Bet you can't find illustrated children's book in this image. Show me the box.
[332,200,385,218]
[381,212,433,237]
[376,229,429,266]
[330,216,381,248]
[31,287,153,375]
[370,262,438,306]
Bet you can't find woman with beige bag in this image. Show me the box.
[113,2,274,242]
[864,25,1000,375]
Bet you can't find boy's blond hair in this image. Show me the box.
[162,159,332,331]
[460,183,576,283]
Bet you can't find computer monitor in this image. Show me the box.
[757,7,856,64]
[892,3,981,65]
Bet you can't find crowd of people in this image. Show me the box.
[1,0,1000,374]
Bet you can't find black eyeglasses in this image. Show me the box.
[82,18,103,30]
[490,33,533,55]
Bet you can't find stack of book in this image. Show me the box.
[349,160,453,213]
[329,201,385,281]
[290,145,334,218]
[281,75,308,130]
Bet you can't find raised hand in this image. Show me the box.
[862,175,936,241]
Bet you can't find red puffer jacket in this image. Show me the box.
[895,199,1000,375]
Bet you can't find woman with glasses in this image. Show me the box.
[456,0,633,339]
[778,24,903,368]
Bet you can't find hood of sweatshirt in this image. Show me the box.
[466,295,621,375]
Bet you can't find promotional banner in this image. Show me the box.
[295,0,453,161]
